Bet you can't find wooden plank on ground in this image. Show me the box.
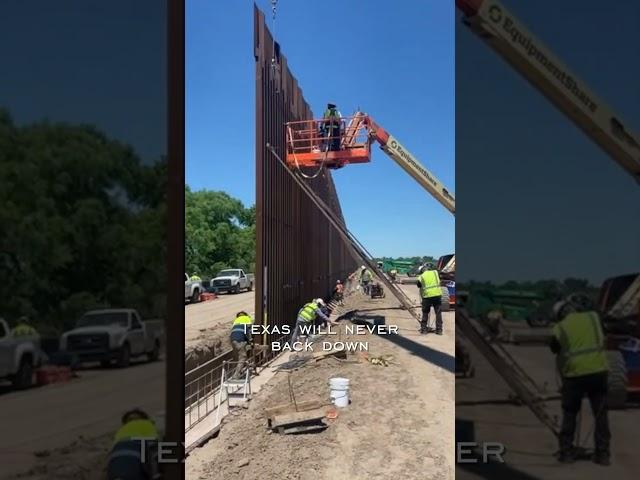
[270,407,327,429]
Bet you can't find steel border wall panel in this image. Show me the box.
[254,5,357,349]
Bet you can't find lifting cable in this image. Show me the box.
[287,123,330,179]
[270,0,279,89]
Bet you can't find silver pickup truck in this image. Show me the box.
[0,318,44,389]
[59,309,164,368]
[212,269,254,294]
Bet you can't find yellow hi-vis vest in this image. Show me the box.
[419,270,441,298]
[552,311,608,378]
[298,302,318,323]
[12,324,37,337]
[113,419,158,445]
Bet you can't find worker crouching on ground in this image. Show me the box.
[107,409,160,480]
[417,264,443,335]
[292,298,330,344]
[322,102,342,151]
[550,296,611,465]
[230,311,253,379]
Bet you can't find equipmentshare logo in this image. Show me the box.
[486,3,597,113]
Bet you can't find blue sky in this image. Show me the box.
[0,1,166,163]
[456,0,640,284]
[186,0,455,259]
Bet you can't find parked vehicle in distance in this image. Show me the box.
[0,318,44,389]
[59,309,164,368]
[185,273,203,303]
[212,269,254,294]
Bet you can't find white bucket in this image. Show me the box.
[329,377,350,408]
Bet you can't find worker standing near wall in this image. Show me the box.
[230,311,253,379]
[360,266,373,295]
[107,409,160,480]
[550,297,611,465]
[417,264,443,335]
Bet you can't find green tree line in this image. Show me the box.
[185,187,255,278]
[0,109,166,334]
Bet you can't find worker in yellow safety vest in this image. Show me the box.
[11,317,38,337]
[550,296,610,465]
[189,274,201,281]
[322,102,342,151]
[417,264,443,335]
[292,299,330,344]
[360,265,373,295]
[230,311,253,379]
[107,408,160,480]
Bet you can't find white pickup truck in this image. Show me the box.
[211,269,254,294]
[59,309,164,368]
[0,318,44,389]
[185,273,202,303]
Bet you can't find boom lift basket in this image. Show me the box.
[285,113,373,169]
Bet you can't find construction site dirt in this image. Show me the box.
[185,291,255,371]
[186,284,455,480]
[457,330,640,479]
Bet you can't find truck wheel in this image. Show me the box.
[607,350,628,409]
[441,288,450,312]
[191,288,200,304]
[233,284,240,294]
[247,282,253,292]
[12,357,33,389]
[148,341,160,362]
[117,343,131,368]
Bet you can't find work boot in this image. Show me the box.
[436,330,443,336]
[556,450,576,464]
[593,452,611,466]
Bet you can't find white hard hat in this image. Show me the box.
[361,265,366,270]
[316,298,325,306]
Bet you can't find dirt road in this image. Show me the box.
[185,291,254,349]
[187,283,455,480]
[1,359,165,479]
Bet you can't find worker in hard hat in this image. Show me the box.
[360,265,373,295]
[292,298,330,344]
[389,268,398,282]
[550,296,610,465]
[417,263,443,335]
[333,280,344,306]
[107,408,160,480]
[322,102,342,151]
[189,273,201,281]
[230,311,253,379]
[11,316,38,337]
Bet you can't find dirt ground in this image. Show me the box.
[187,283,455,480]
[456,325,640,479]
[185,291,254,370]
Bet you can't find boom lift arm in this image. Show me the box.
[456,0,640,183]
[366,117,456,214]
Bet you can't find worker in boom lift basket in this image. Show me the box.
[230,311,253,379]
[107,408,160,480]
[322,102,342,151]
[417,264,443,335]
[292,298,330,344]
[550,295,611,465]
